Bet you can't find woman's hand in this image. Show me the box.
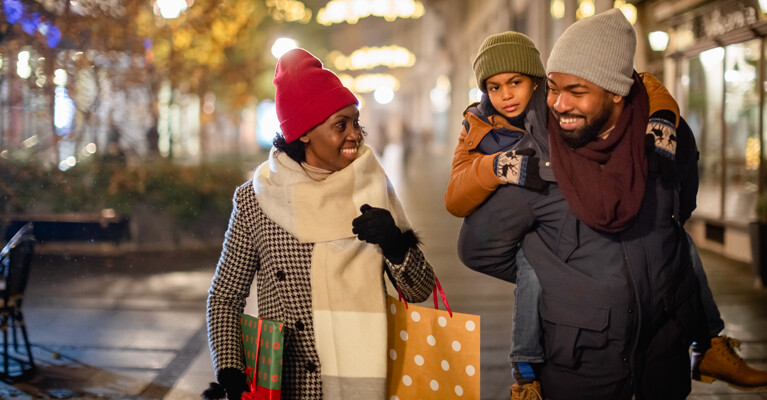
[352,204,418,264]
[203,368,247,400]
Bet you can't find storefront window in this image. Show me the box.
[723,40,760,223]
[684,48,724,220]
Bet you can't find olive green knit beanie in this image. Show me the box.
[473,31,545,93]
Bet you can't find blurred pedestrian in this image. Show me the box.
[204,48,435,400]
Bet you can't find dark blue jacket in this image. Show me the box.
[458,115,708,399]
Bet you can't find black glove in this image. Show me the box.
[352,204,419,264]
[201,382,226,400]
[207,368,247,400]
[493,148,545,191]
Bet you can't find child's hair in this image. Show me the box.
[473,31,546,93]
[273,133,306,163]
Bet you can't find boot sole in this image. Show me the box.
[695,374,767,391]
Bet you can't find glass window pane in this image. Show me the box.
[723,40,760,223]
[685,48,724,220]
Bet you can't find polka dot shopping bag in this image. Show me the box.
[386,278,480,399]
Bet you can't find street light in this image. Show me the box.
[648,31,669,52]
[271,38,298,59]
[154,0,189,158]
[374,87,394,105]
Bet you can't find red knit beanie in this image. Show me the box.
[273,48,359,143]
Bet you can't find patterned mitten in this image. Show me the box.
[646,110,677,184]
[493,148,545,191]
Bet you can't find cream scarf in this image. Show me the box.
[252,144,409,399]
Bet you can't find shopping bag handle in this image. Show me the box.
[396,277,452,317]
[433,277,452,317]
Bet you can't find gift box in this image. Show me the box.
[241,314,285,400]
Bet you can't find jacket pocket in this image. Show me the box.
[661,272,708,350]
[540,297,610,368]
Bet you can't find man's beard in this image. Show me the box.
[556,106,612,149]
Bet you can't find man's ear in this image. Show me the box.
[299,135,310,144]
[611,94,623,104]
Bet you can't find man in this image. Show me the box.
[459,9,708,399]
[546,10,767,395]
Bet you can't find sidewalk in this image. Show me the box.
[1,153,765,399]
[1,250,218,399]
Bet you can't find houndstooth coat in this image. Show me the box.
[206,180,435,399]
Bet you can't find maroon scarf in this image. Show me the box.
[548,75,649,233]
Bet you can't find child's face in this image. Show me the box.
[485,73,536,119]
[300,104,362,171]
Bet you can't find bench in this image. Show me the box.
[3,211,129,244]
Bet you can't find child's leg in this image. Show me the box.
[509,248,545,382]
[686,233,725,338]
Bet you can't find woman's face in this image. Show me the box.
[300,104,362,171]
[485,73,536,119]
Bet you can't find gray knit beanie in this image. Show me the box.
[473,31,545,93]
[547,8,636,96]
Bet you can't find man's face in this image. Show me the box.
[546,72,620,148]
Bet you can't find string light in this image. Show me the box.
[317,0,425,26]
[614,0,637,25]
[337,73,400,93]
[329,46,416,71]
[551,0,565,19]
[266,0,312,23]
[576,0,594,20]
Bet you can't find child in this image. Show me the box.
[446,31,683,400]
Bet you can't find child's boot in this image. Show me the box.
[510,362,542,400]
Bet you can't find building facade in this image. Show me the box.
[645,0,766,262]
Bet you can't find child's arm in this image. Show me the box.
[640,72,679,127]
[445,118,504,218]
[446,111,545,218]
[640,72,680,182]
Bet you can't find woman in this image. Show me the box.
[205,48,435,400]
